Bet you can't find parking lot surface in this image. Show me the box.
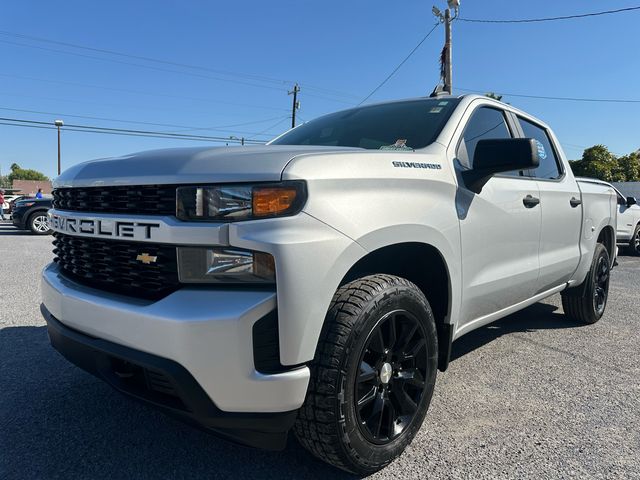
[1,220,638,479]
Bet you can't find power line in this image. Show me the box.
[459,6,640,23]
[0,31,361,103]
[359,23,440,105]
[456,87,640,104]
[0,73,291,112]
[0,106,283,136]
[0,116,264,144]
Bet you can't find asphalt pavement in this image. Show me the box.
[0,220,638,479]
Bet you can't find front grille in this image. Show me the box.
[53,185,176,216]
[53,233,179,300]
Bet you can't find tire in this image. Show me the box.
[28,211,52,235]
[561,243,610,324]
[628,224,640,256]
[294,274,438,475]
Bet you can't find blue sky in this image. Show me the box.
[1,0,639,178]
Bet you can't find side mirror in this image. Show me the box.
[462,138,540,193]
[627,196,637,207]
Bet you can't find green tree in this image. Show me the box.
[617,152,640,182]
[485,92,503,101]
[569,145,618,181]
[7,163,49,183]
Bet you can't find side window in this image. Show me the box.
[518,117,562,180]
[457,107,520,176]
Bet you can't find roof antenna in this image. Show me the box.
[429,84,447,98]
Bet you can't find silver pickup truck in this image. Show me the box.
[42,95,616,474]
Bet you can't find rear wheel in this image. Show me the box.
[294,274,438,475]
[629,225,640,256]
[561,243,610,324]
[28,211,51,235]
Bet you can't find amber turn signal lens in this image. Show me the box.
[252,187,298,217]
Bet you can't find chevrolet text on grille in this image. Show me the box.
[50,213,160,239]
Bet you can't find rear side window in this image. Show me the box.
[457,107,513,171]
[518,117,562,180]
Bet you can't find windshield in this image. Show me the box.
[271,98,461,150]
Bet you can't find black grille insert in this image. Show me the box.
[53,185,176,216]
[53,233,179,300]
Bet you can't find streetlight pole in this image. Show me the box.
[54,119,64,175]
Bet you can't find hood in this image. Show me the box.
[54,145,359,188]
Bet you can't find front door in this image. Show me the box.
[454,106,541,329]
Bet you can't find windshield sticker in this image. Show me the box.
[535,140,547,160]
[380,139,412,151]
[429,107,443,114]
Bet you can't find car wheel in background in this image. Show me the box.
[29,212,52,235]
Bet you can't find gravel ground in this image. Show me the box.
[0,220,638,479]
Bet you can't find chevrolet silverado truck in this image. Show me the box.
[42,95,617,474]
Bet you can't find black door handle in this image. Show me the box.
[570,197,582,208]
[523,195,540,208]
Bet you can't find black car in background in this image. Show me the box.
[12,198,53,235]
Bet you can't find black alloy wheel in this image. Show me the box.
[295,274,438,475]
[355,309,428,444]
[561,243,610,324]
[592,254,610,316]
[632,226,640,256]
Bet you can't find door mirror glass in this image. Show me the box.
[462,138,540,193]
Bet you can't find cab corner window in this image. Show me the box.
[518,117,562,180]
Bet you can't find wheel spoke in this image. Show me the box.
[357,386,377,409]
[357,361,377,384]
[402,336,426,361]
[369,328,386,353]
[386,314,397,350]
[396,368,426,389]
[390,387,418,415]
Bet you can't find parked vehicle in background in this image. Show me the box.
[2,194,21,215]
[578,178,640,256]
[12,198,53,234]
[6,195,34,215]
[41,95,617,474]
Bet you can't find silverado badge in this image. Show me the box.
[136,253,158,265]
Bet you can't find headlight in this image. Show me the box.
[177,247,275,284]
[176,181,306,222]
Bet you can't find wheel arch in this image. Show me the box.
[597,225,615,264]
[339,242,454,372]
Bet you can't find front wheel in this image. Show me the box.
[561,243,610,324]
[294,274,438,475]
[28,212,52,235]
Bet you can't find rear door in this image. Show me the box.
[454,105,541,329]
[516,116,582,292]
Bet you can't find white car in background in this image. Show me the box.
[578,178,640,256]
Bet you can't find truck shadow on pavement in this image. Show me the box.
[0,302,582,480]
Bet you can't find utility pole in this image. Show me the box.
[443,8,453,94]
[433,1,459,95]
[54,119,64,175]
[288,83,300,128]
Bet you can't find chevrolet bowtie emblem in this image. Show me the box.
[136,253,158,265]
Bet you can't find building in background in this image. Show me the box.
[11,179,53,196]
[612,182,640,199]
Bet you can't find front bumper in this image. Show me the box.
[41,263,310,415]
[42,308,298,449]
